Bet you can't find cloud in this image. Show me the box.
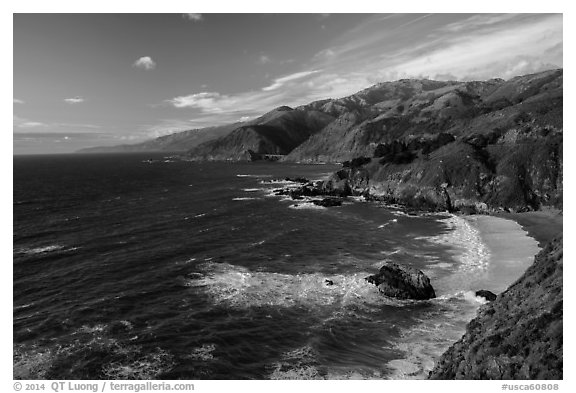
[14,115,101,133]
[258,54,272,64]
[64,96,85,104]
[262,70,321,91]
[163,69,368,129]
[382,15,562,81]
[306,13,562,87]
[13,98,24,104]
[183,14,203,22]
[133,56,156,70]
[14,115,47,129]
[168,92,229,112]
[167,70,321,110]
[161,14,562,131]
[441,14,520,33]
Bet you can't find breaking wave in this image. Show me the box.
[185,262,403,310]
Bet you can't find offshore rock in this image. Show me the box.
[475,290,497,302]
[365,262,436,300]
[312,198,343,207]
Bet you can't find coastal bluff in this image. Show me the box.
[429,236,563,380]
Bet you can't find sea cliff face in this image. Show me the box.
[319,127,562,213]
[429,236,563,380]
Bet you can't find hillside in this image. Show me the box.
[77,123,241,154]
[429,236,563,379]
[312,70,563,213]
[186,106,335,161]
[285,69,561,163]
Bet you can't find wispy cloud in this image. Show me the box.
[308,14,561,83]
[133,56,156,70]
[168,92,228,112]
[258,54,272,64]
[14,115,101,133]
[382,14,562,80]
[13,98,24,104]
[262,70,321,91]
[441,14,520,33]
[165,70,326,122]
[183,14,203,22]
[161,14,562,133]
[64,96,85,104]
[256,54,294,66]
[14,115,46,129]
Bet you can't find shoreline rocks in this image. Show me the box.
[475,290,497,302]
[365,262,436,300]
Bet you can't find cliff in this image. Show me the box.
[429,236,563,379]
[319,126,562,213]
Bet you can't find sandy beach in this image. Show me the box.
[497,208,563,247]
[464,215,542,293]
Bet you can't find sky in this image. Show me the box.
[13,13,563,154]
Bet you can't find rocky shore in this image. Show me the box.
[429,235,563,379]
[273,175,562,379]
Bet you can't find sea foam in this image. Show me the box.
[186,262,401,310]
[422,215,490,271]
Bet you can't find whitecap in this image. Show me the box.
[232,197,259,201]
[101,348,175,380]
[15,245,79,256]
[186,262,401,310]
[237,174,271,178]
[288,202,325,210]
[185,344,217,361]
[421,215,490,271]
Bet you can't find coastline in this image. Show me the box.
[461,214,542,294]
[424,211,562,379]
[387,212,544,379]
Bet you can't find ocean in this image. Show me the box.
[13,153,536,380]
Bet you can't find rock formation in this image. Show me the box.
[365,262,436,300]
[475,290,497,302]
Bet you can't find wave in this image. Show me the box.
[386,290,486,379]
[268,345,384,380]
[259,179,300,186]
[269,345,323,380]
[383,216,492,379]
[102,347,174,380]
[185,262,410,310]
[242,188,261,192]
[422,215,490,271]
[14,245,80,256]
[377,219,398,228]
[236,174,272,178]
[288,202,326,210]
[184,344,217,361]
[14,323,174,380]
